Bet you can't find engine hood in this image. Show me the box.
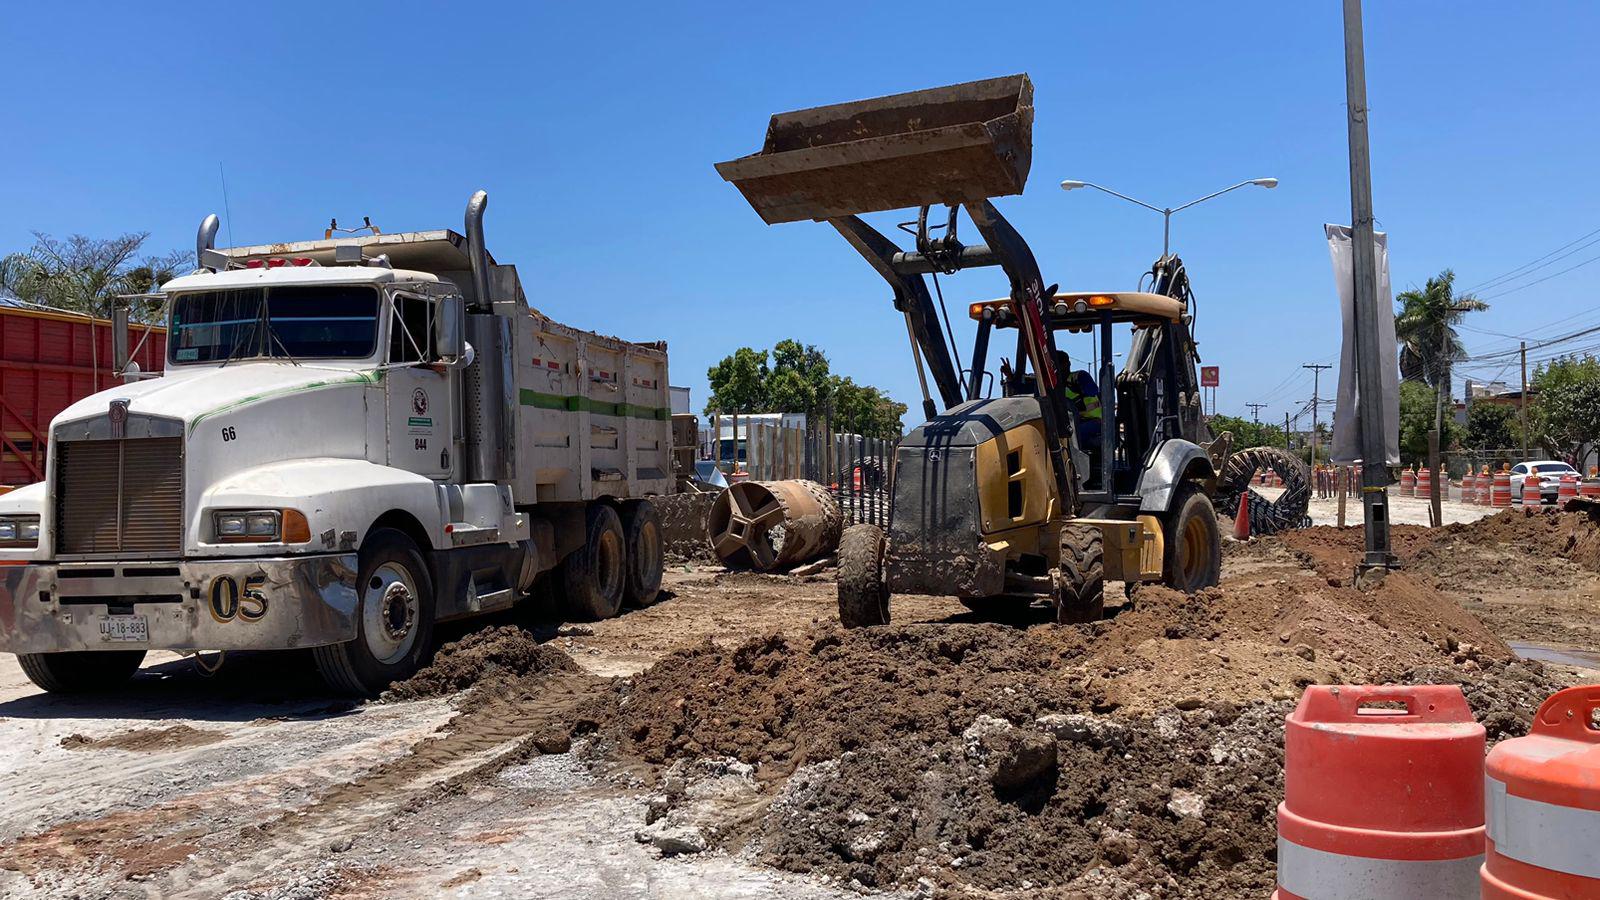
[53,364,379,433]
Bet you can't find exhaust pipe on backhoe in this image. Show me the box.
[714,74,1033,224]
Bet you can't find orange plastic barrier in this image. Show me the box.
[1482,686,1600,898]
[1462,472,1477,505]
[1522,474,1543,507]
[1274,685,1485,900]
[1581,479,1600,499]
[1492,471,1513,508]
[1481,467,1495,507]
[1417,466,1433,498]
[1558,473,1578,504]
[1400,466,1416,496]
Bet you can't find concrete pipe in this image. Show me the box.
[706,479,842,571]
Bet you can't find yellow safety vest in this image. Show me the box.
[1061,381,1102,420]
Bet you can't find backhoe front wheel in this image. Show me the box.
[314,527,436,696]
[1054,525,1105,624]
[837,524,889,628]
[1164,483,1222,593]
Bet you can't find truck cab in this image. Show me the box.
[0,192,670,695]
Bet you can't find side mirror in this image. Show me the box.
[434,296,466,365]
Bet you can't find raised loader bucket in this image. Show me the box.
[715,74,1034,224]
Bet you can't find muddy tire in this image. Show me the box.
[837,523,889,628]
[1053,525,1105,624]
[621,500,664,607]
[1164,482,1222,593]
[18,650,145,693]
[313,528,436,696]
[561,503,627,621]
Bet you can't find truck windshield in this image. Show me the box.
[168,285,380,364]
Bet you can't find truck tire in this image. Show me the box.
[837,523,889,628]
[1164,482,1221,593]
[17,650,145,693]
[561,503,627,621]
[313,528,436,696]
[621,500,663,608]
[1054,525,1105,624]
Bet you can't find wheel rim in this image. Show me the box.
[363,562,419,665]
[597,528,623,600]
[1180,515,1209,587]
[639,521,661,578]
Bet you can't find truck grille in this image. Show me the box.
[55,437,184,555]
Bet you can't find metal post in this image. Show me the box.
[1285,412,1292,450]
[1519,341,1529,461]
[1099,312,1116,495]
[1304,364,1331,471]
[1343,0,1396,570]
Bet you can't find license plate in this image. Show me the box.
[98,615,149,643]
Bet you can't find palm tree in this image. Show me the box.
[1394,269,1487,431]
[0,232,186,322]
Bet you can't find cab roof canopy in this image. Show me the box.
[969,291,1184,330]
[219,230,525,306]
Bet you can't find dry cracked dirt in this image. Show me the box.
[1,507,1596,899]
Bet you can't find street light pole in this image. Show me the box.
[1060,177,1279,257]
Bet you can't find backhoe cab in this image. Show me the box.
[717,74,1226,627]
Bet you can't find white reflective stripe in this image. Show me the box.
[1487,775,1600,879]
[1277,838,1482,900]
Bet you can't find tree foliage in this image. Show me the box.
[1528,354,1600,462]
[0,232,186,322]
[1394,269,1486,390]
[1464,403,1517,452]
[1398,379,1461,464]
[704,340,907,439]
[1207,414,1286,451]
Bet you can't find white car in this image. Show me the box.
[1510,460,1578,503]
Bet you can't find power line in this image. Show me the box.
[1478,251,1600,301]
[1460,225,1600,294]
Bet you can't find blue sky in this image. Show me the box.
[3,2,1596,432]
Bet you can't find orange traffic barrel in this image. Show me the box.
[1522,474,1543,507]
[1462,472,1477,505]
[1417,466,1433,498]
[1492,471,1513,508]
[1581,479,1600,499]
[1558,473,1579,503]
[1400,466,1417,496]
[1274,685,1485,900]
[1482,686,1600,898]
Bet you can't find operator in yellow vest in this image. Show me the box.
[1052,350,1102,448]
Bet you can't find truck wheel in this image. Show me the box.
[561,504,626,621]
[18,650,145,693]
[1054,525,1105,624]
[313,528,436,696]
[837,523,889,628]
[1164,483,1221,593]
[621,500,663,608]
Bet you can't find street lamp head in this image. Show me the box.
[1251,177,1279,189]
[1059,179,1087,191]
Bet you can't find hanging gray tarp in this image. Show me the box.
[1325,224,1401,466]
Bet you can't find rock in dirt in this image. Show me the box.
[634,821,709,855]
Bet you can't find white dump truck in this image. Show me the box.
[0,192,670,694]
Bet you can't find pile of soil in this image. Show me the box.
[1427,507,1600,573]
[59,725,225,753]
[385,625,578,702]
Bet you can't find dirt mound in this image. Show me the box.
[1432,507,1600,571]
[59,725,225,753]
[386,625,578,702]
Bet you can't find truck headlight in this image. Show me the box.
[212,509,311,543]
[0,516,40,547]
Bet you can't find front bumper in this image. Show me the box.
[0,554,359,654]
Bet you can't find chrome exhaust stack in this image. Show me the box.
[464,190,492,309]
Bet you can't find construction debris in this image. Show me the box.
[706,479,843,571]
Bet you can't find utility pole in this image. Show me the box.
[1342,0,1395,571]
[1285,412,1292,451]
[1519,340,1530,461]
[1303,364,1332,471]
[1246,402,1267,424]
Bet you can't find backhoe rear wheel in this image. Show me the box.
[837,523,889,628]
[1164,483,1222,593]
[1054,525,1105,624]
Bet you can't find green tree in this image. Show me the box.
[0,232,185,321]
[1398,379,1462,464]
[704,341,905,438]
[1529,354,1600,463]
[1207,413,1286,451]
[1393,269,1487,437]
[1464,403,1517,451]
